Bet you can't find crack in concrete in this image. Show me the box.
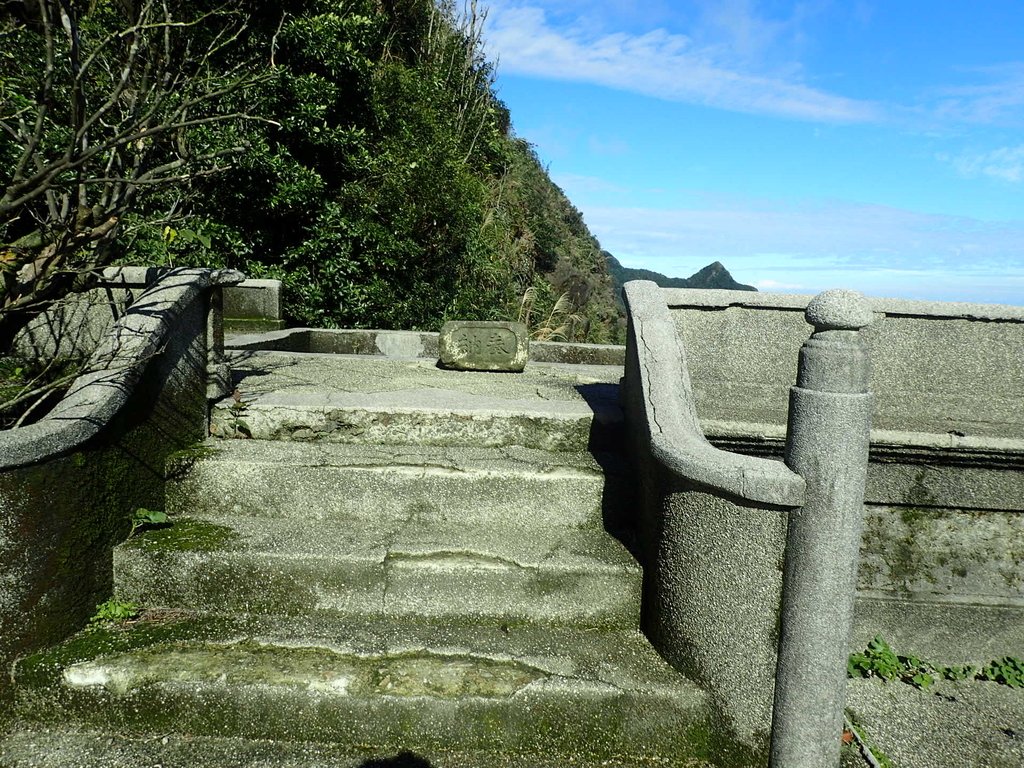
[383,550,536,572]
[637,316,664,434]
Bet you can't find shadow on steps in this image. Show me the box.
[360,753,432,768]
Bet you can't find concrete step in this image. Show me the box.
[166,440,631,530]
[9,614,714,765]
[114,515,642,627]
[212,351,623,451]
[0,728,711,768]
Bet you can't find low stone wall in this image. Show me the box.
[669,288,1024,439]
[0,268,241,720]
[227,326,627,367]
[222,278,285,333]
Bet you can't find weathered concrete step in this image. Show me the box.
[853,596,1024,663]
[10,615,713,764]
[114,516,641,626]
[214,351,623,451]
[210,389,622,451]
[0,728,707,768]
[167,440,630,529]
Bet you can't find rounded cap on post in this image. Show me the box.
[805,289,873,332]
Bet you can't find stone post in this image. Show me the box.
[770,290,874,768]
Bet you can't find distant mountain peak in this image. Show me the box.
[604,253,756,296]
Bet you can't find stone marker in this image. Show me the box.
[439,321,529,372]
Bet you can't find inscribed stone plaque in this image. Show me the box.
[438,321,529,372]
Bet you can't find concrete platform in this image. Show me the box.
[213,351,623,451]
[845,677,1024,767]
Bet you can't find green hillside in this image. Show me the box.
[115,0,625,344]
[1,0,624,345]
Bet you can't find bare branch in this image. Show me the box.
[11,0,57,185]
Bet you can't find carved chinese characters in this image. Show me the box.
[438,321,529,372]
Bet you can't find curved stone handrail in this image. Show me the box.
[1,267,243,470]
[623,279,805,507]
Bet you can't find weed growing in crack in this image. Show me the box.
[849,634,1024,690]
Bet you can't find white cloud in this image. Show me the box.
[483,3,881,123]
[945,145,1024,183]
[931,64,1024,125]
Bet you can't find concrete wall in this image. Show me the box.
[0,268,241,722]
[621,282,804,762]
[222,278,285,333]
[227,326,627,367]
[662,289,1024,659]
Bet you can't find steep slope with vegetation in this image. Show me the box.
[1,0,623,355]
[118,0,625,343]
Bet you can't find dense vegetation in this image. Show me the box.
[1,0,624,349]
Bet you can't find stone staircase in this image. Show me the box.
[1,351,719,767]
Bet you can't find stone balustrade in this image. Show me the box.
[622,279,1024,766]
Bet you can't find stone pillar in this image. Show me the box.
[770,290,874,768]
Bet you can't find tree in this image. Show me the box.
[0,0,267,352]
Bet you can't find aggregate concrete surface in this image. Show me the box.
[223,350,622,402]
[845,677,1024,768]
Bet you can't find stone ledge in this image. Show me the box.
[1,268,243,470]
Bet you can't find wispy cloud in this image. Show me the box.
[930,64,1024,125]
[942,145,1024,183]
[584,199,1024,267]
[483,3,881,123]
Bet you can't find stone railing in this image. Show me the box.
[622,280,1024,767]
[0,267,241,715]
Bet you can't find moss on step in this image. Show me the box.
[121,517,238,553]
[165,444,221,478]
[15,611,221,690]
[10,614,753,765]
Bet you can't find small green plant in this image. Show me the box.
[223,388,252,438]
[130,508,169,536]
[848,635,936,689]
[980,656,1024,688]
[849,635,1024,691]
[844,715,895,768]
[88,598,139,629]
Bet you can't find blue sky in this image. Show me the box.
[481,0,1024,305]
